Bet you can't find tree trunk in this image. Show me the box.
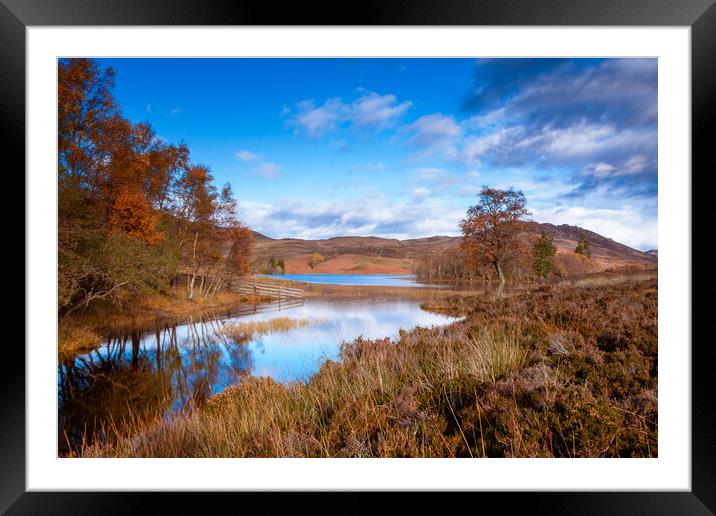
[188,231,199,300]
[494,259,505,285]
[188,273,195,300]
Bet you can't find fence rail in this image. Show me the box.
[232,280,304,299]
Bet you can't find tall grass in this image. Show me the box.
[58,322,100,357]
[73,323,530,458]
[71,275,658,458]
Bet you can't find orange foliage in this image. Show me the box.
[460,187,530,281]
[226,225,255,276]
[107,188,163,245]
[58,58,255,310]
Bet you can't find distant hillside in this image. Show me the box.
[252,223,656,274]
[523,222,656,265]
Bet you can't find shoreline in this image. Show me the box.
[70,271,658,458]
[59,268,657,358]
[58,287,273,358]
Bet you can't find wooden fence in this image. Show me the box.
[232,280,304,300]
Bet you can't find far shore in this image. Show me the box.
[58,267,656,359]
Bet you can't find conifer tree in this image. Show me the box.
[532,231,557,278]
[575,232,592,258]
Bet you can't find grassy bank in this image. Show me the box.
[73,274,657,458]
[58,286,270,357]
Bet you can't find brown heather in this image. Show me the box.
[73,274,657,458]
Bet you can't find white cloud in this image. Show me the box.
[403,113,462,156]
[290,91,411,138]
[588,162,616,178]
[294,98,346,138]
[532,205,657,250]
[411,187,432,198]
[620,155,648,176]
[351,92,412,130]
[462,108,508,129]
[238,196,463,240]
[528,123,619,159]
[236,150,261,162]
[582,155,650,179]
[461,126,524,164]
[236,193,655,250]
[236,150,280,179]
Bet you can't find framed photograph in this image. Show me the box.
[7,0,713,512]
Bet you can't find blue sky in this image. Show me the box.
[96,58,658,250]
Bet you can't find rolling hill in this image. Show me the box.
[251,223,657,275]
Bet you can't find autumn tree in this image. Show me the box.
[224,225,256,278]
[460,187,530,284]
[199,185,255,297]
[308,253,326,269]
[58,60,173,311]
[575,231,592,258]
[532,231,557,279]
[172,169,253,299]
[58,58,117,191]
[416,247,471,281]
[173,165,217,299]
[58,58,253,312]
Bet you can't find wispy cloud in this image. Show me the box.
[411,187,432,198]
[265,59,656,245]
[402,113,462,158]
[236,150,281,179]
[350,92,412,130]
[238,193,656,250]
[292,98,346,138]
[460,58,657,199]
[235,150,262,162]
[532,204,657,250]
[287,91,412,138]
[398,59,657,204]
[238,196,464,240]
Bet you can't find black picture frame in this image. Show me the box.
[4,0,712,513]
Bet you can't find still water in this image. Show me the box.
[58,297,461,452]
[267,273,445,287]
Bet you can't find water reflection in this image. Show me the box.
[267,273,448,288]
[58,298,460,453]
